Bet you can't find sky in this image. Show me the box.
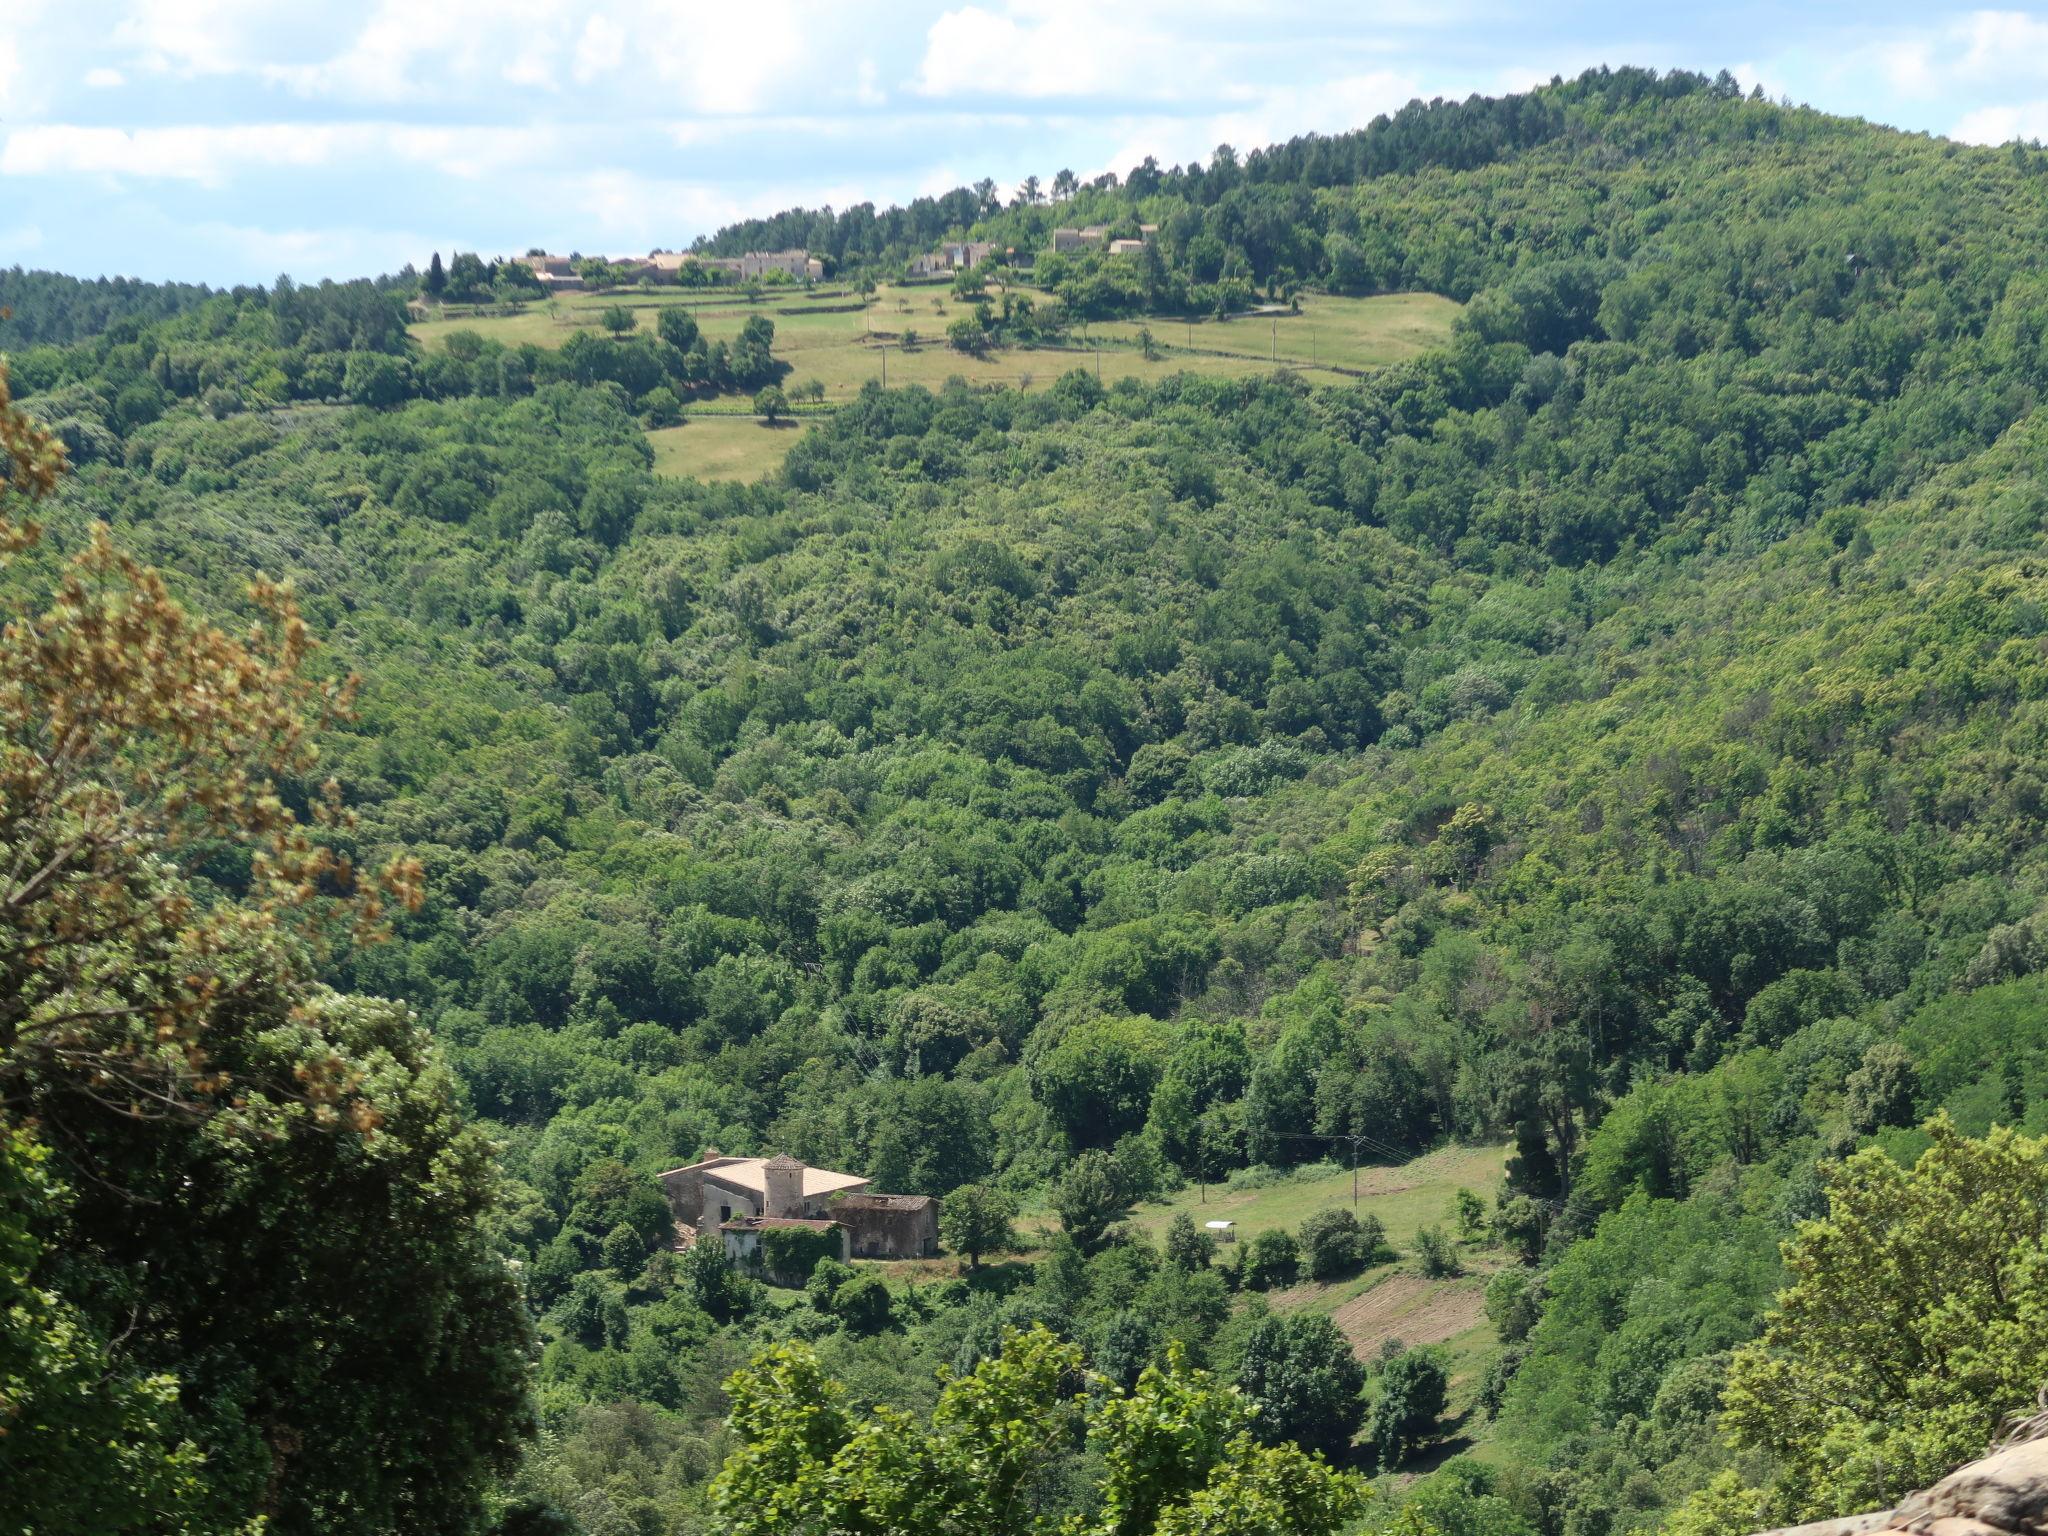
[7,2,2048,286]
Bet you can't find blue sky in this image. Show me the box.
[7,2,2048,286]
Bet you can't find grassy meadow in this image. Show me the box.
[1124,1141,1508,1252]
[412,281,1458,481]
[646,416,811,483]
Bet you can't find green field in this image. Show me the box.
[414,283,1455,398]
[416,282,1456,484]
[1127,1142,1508,1251]
[1085,291,1463,374]
[647,416,812,483]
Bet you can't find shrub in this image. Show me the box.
[1415,1225,1461,1278]
[1298,1207,1388,1281]
[1243,1228,1300,1291]
[1165,1212,1214,1271]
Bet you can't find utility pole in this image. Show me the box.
[1274,1131,1382,1208]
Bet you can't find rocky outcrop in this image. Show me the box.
[1752,1440,2048,1535]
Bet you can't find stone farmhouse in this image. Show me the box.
[657,1152,940,1265]
[909,240,998,277]
[699,250,824,281]
[1050,224,1157,256]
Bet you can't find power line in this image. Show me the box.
[1271,1130,1396,1207]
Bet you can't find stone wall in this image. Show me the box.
[834,1194,939,1259]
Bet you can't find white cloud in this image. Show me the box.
[1953,99,2048,143]
[84,66,128,88]
[640,5,811,115]
[262,0,564,100]
[0,122,550,187]
[0,0,50,112]
[1084,69,1417,185]
[855,58,886,107]
[916,1,1194,100]
[148,0,827,114]
[1205,69,1418,152]
[114,0,281,77]
[189,219,432,280]
[574,15,626,84]
[1845,10,2048,102]
[1726,60,1787,104]
[1872,39,1937,96]
[1959,10,2048,74]
[1,124,347,185]
[561,167,870,254]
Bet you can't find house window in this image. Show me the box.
[720,1204,731,1223]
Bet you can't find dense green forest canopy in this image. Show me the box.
[0,266,222,346]
[10,65,2048,1536]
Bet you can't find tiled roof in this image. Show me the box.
[661,1156,870,1201]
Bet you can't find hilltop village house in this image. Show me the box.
[1050,224,1158,255]
[658,1153,940,1268]
[511,249,824,288]
[910,240,998,277]
[687,249,825,281]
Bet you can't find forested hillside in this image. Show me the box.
[0,266,221,346]
[10,66,2048,1536]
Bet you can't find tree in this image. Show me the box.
[342,350,411,408]
[425,250,447,296]
[941,1184,1018,1270]
[1052,168,1078,201]
[832,1274,895,1335]
[1720,1117,2048,1520]
[1298,1207,1385,1281]
[1,373,418,1130]
[1231,1310,1366,1457]
[1493,1195,1550,1265]
[1242,1229,1300,1291]
[0,376,526,1527]
[1453,1188,1488,1243]
[714,1329,1366,1536]
[1844,1041,1920,1133]
[640,385,682,426]
[1371,1349,1449,1467]
[1484,1268,1542,1344]
[1166,1212,1215,1272]
[1030,1015,1169,1147]
[712,1326,1083,1536]
[1084,1342,1368,1536]
[754,385,790,422]
[948,316,989,355]
[1416,1225,1462,1278]
[1053,1150,1128,1253]
[657,305,701,351]
[601,304,636,335]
